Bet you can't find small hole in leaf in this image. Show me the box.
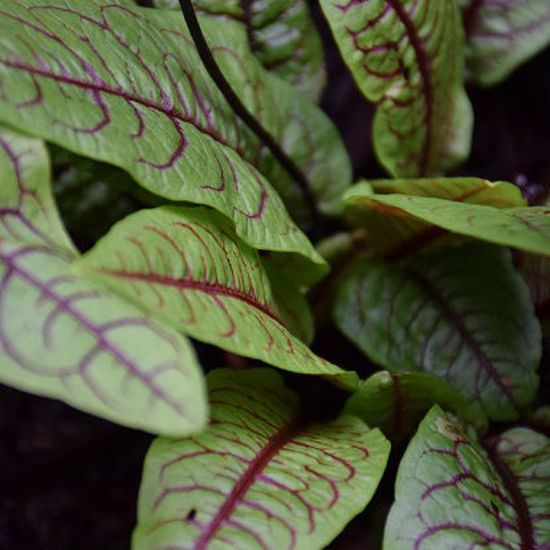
[187,509,197,521]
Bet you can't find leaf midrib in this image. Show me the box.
[91,268,284,325]
[193,417,301,549]
[485,437,535,550]
[385,0,433,176]
[406,266,518,413]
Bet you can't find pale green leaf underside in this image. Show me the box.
[0,240,207,436]
[384,406,550,549]
[76,206,357,390]
[345,178,525,257]
[345,371,488,442]
[345,185,550,257]
[134,368,390,550]
[334,243,541,420]
[155,0,326,101]
[320,0,472,177]
[460,0,550,86]
[0,126,74,251]
[0,0,349,269]
[0,127,207,436]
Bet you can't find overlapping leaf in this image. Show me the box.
[345,371,488,443]
[76,206,357,389]
[0,0,350,266]
[345,183,550,258]
[320,0,472,177]
[154,0,326,100]
[0,127,207,436]
[345,178,525,257]
[334,243,541,420]
[384,406,550,549]
[459,0,550,86]
[133,368,390,550]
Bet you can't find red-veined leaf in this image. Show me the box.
[133,368,390,550]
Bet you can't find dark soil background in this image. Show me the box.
[1,3,550,549]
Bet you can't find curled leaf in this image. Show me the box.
[345,177,525,258]
[320,0,473,176]
[134,368,390,550]
[76,206,357,389]
[384,406,550,549]
[345,184,550,258]
[334,243,541,420]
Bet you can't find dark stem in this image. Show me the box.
[177,0,320,232]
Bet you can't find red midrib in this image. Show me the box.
[96,269,283,325]
[193,420,299,549]
[386,0,433,176]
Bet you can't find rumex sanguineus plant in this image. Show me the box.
[0,0,549,548]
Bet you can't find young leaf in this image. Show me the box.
[133,368,390,550]
[0,127,74,251]
[460,0,550,86]
[0,240,207,436]
[0,0,349,264]
[333,243,541,420]
[346,185,550,258]
[0,128,207,436]
[76,206,358,390]
[345,178,525,258]
[384,406,550,549]
[320,0,473,177]
[344,371,488,443]
[154,0,326,101]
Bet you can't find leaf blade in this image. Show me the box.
[320,0,473,177]
[345,371,488,442]
[334,243,541,420]
[133,368,390,550]
[384,406,550,549]
[346,185,550,258]
[0,0,347,265]
[76,206,357,389]
[0,240,207,436]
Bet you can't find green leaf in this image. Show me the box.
[0,0,349,266]
[0,128,207,436]
[345,178,525,258]
[320,0,472,177]
[460,0,550,86]
[0,240,207,436]
[133,368,390,550]
[345,371,488,442]
[76,206,357,389]
[333,243,541,420]
[345,184,550,258]
[154,0,326,101]
[384,406,550,549]
[0,127,74,251]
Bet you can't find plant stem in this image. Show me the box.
[177,0,319,232]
